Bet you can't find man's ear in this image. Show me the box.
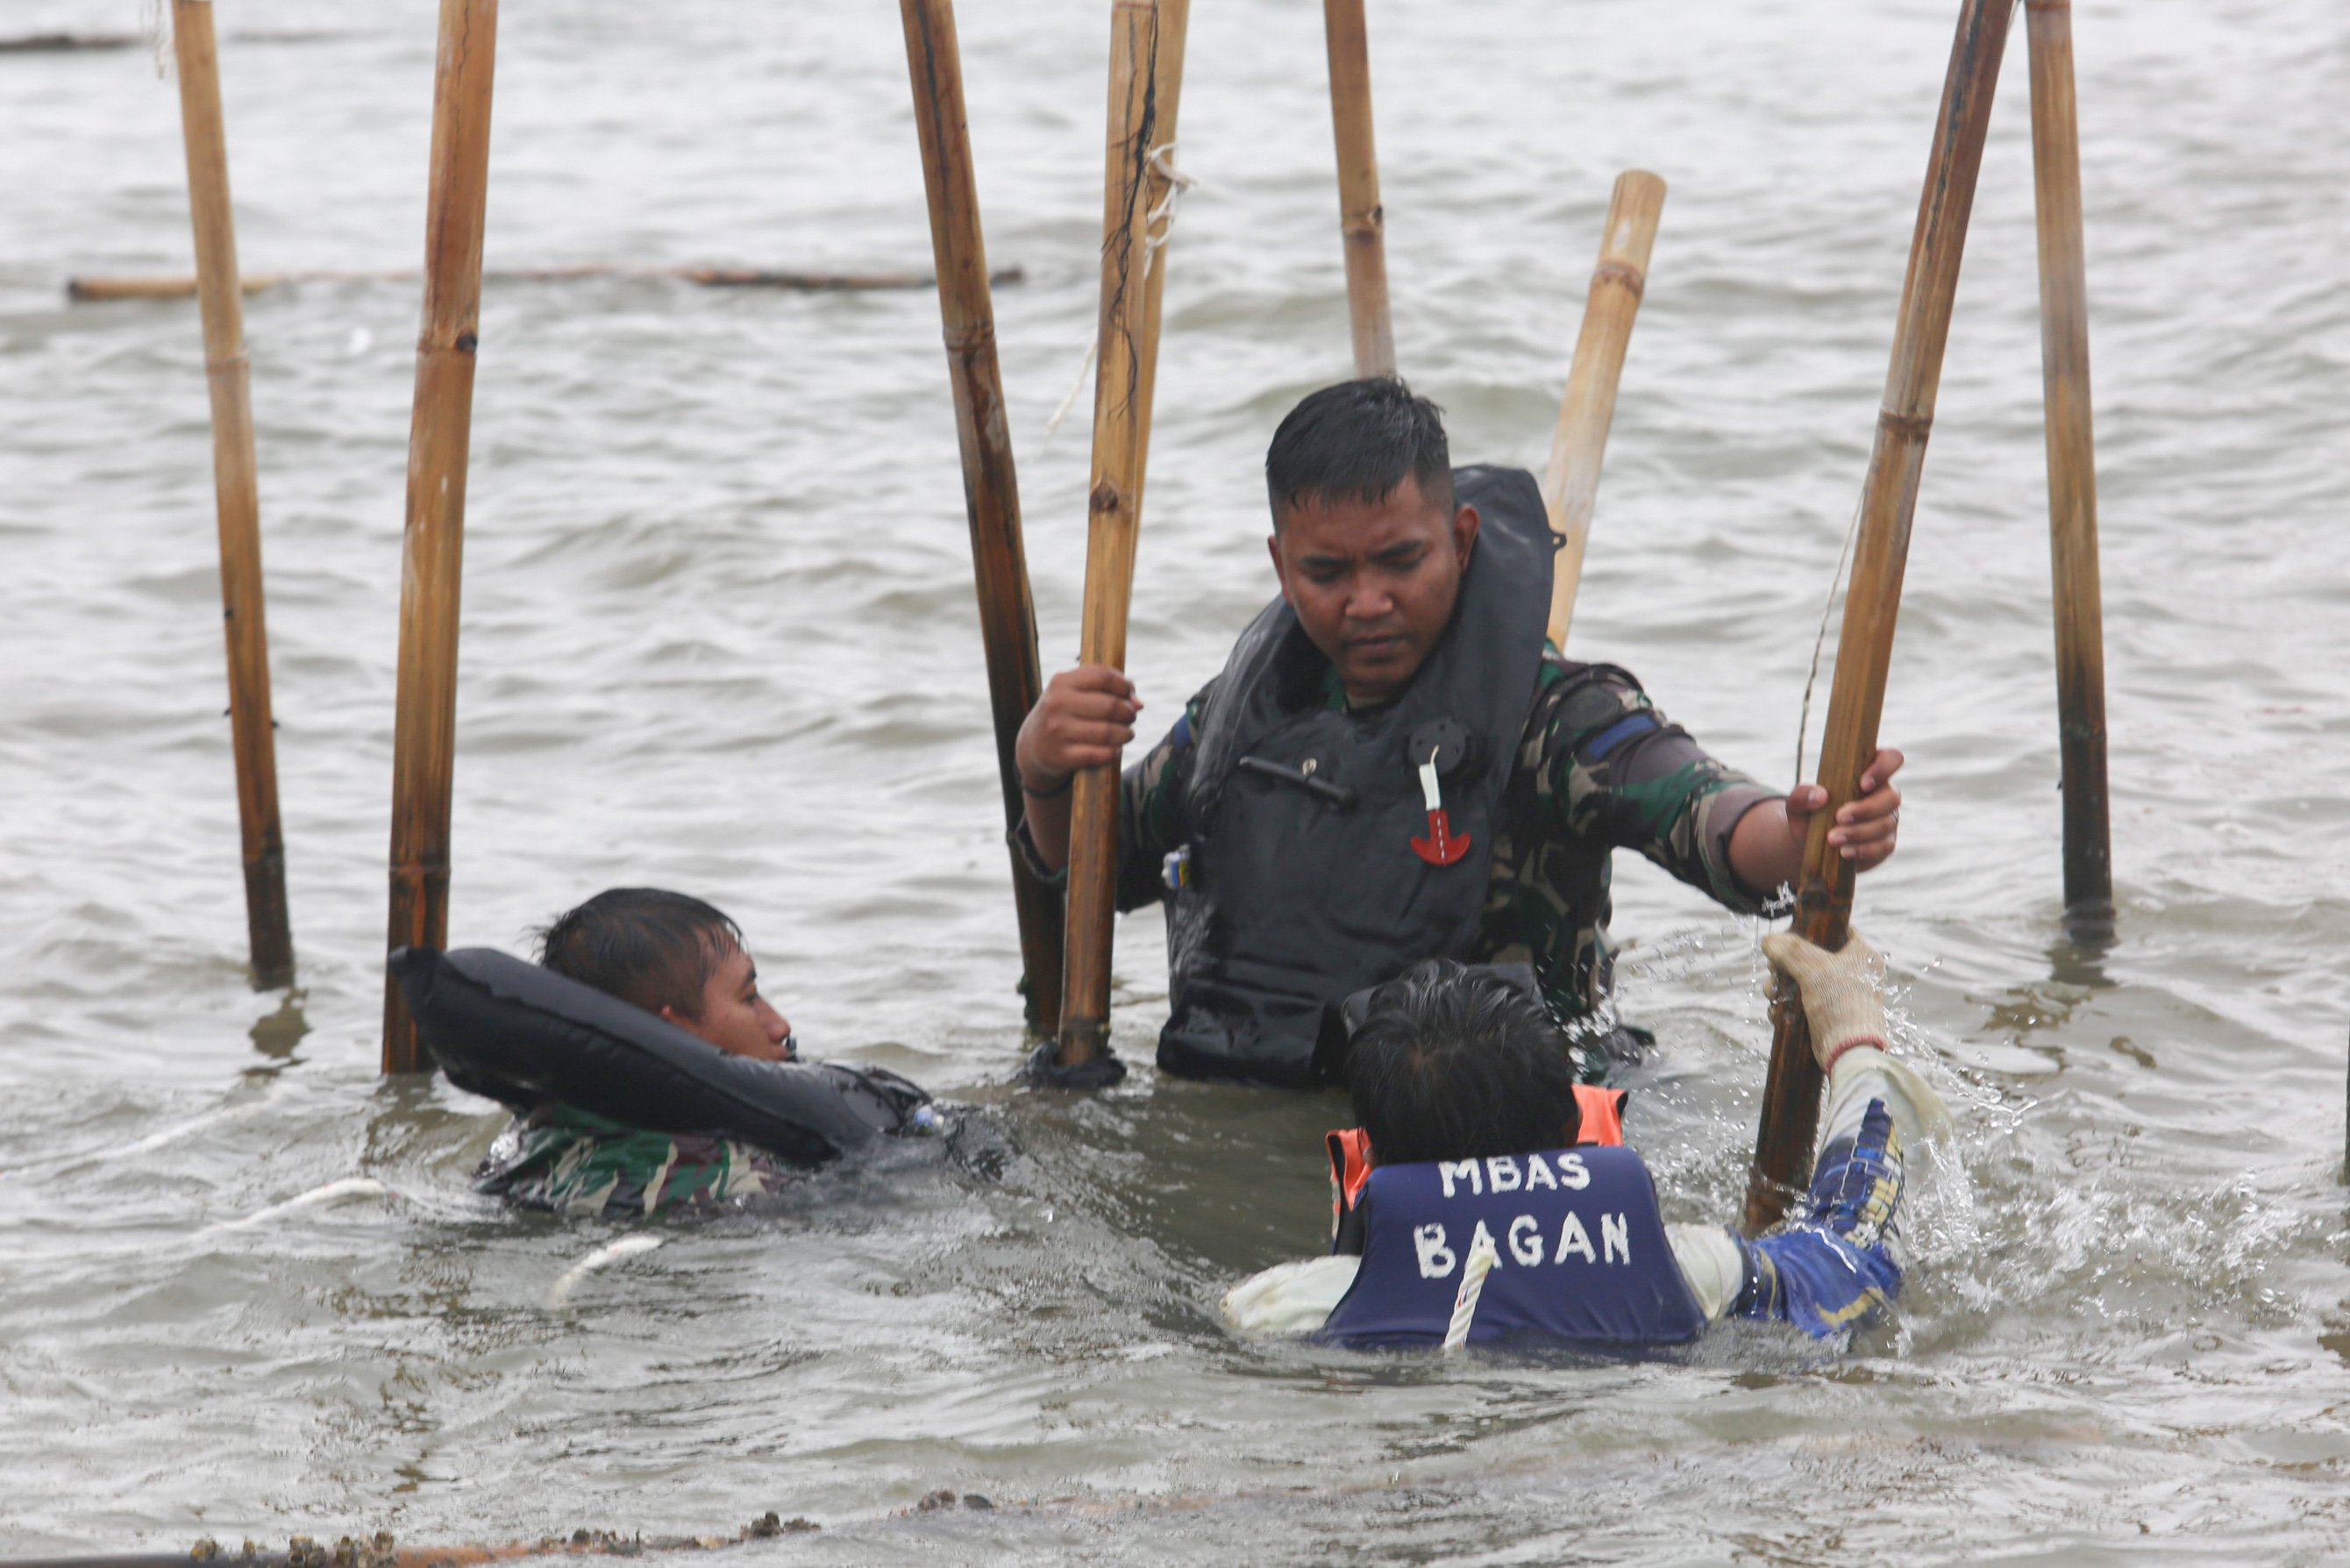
[1451,502,1481,567]
[1266,530,1293,604]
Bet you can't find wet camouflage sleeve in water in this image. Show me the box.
[474,1104,790,1218]
[1107,654,1775,1030]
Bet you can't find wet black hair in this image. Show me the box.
[1264,376,1454,525]
[535,887,743,1022]
[1344,959,1581,1165]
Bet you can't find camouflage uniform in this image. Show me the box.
[474,1103,789,1218]
[1103,646,1777,1048]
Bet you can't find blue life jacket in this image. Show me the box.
[1319,1144,1706,1350]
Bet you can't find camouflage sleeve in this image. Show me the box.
[1112,687,1209,912]
[1528,663,1780,914]
[475,1106,786,1216]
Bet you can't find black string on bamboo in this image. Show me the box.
[1745,0,2016,1233]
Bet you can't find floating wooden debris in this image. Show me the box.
[66,264,1023,303]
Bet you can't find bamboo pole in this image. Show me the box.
[1743,0,2015,1234]
[899,0,1063,1037]
[1541,170,1666,652]
[381,0,499,1076]
[1321,0,1394,377]
[1056,0,1164,1068]
[67,264,1025,302]
[171,0,294,989]
[1129,0,1190,505]
[2025,0,2114,937]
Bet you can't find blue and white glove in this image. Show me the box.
[1732,1098,1905,1336]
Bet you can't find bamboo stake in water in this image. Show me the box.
[1129,0,1190,505]
[1744,0,2016,1233]
[1057,0,1164,1068]
[171,0,294,989]
[381,0,499,1075]
[899,0,1064,1037]
[1321,0,1394,377]
[1541,171,1666,652]
[2025,0,2114,937]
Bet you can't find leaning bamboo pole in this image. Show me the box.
[1321,0,1394,377]
[899,0,1064,1037]
[1541,170,1666,651]
[381,0,500,1076]
[1056,0,1164,1069]
[2025,0,2114,935]
[1744,0,2015,1233]
[170,0,293,989]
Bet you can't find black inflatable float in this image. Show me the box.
[389,945,935,1168]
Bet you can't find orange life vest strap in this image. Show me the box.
[1574,1084,1627,1147]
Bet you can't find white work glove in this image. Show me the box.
[1762,926,1950,1151]
[1762,928,1887,1070]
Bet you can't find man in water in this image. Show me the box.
[1014,378,1905,1086]
[1221,930,1948,1345]
[475,887,804,1215]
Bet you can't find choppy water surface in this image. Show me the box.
[4,0,2348,1560]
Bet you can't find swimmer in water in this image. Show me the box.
[474,887,807,1216]
[1221,930,1950,1347]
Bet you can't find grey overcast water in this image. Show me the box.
[4,0,2348,1560]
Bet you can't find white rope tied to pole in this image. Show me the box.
[1044,142,1200,439]
[1441,1229,1501,1351]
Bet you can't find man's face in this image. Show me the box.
[1267,472,1480,704]
[663,943,795,1063]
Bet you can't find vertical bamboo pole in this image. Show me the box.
[1744,0,2015,1233]
[1321,0,1394,377]
[898,0,1064,1037]
[381,0,499,1075]
[1129,0,1189,507]
[1542,171,1666,651]
[1056,0,1163,1068]
[171,0,293,989]
[2026,0,2114,937]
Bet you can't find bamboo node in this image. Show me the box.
[454,331,478,354]
[1087,480,1123,515]
[943,320,995,354]
[1591,260,1646,299]
[1877,408,1933,443]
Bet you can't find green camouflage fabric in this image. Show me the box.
[1111,644,1777,1041]
[474,1103,789,1217]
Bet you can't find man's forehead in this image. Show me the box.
[1278,488,1449,555]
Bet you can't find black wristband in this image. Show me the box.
[1021,771,1075,801]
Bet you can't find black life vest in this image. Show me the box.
[1318,1144,1706,1350]
[1156,465,1555,1087]
[390,945,932,1168]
